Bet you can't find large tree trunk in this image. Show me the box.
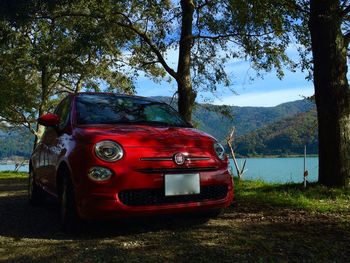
[309,0,350,187]
[177,0,196,122]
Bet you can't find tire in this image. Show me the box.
[28,170,45,205]
[60,174,80,233]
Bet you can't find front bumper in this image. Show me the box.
[76,170,234,220]
[69,145,234,220]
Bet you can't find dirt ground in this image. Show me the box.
[1,177,349,263]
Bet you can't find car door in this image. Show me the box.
[40,96,72,194]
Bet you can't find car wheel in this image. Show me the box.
[28,170,45,205]
[60,174,80,233]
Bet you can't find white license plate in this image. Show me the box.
[165,173,200,196]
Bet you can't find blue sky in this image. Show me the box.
[133,46,314,107]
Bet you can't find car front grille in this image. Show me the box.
[118,185,228,206]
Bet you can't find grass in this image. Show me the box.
[0,171,28,179]
[234,177,350,213]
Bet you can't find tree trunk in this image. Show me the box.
[33,64,49,150]
[309,0,350,187]
[177,0,196,122]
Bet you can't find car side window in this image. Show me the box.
[54,96,72,130]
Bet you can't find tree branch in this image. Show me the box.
[341,5,350,17]
[139,60,160,67]
[7,106,38,136]
[273,0,310,15]
[40,10,179,80]
[197,0,211,10]
[192,31,276,40]
[114,20,178,80]
[344,31,350,46]
[74,73,85,93]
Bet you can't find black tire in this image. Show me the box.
[60,174,80,233]
[28,170,45,205]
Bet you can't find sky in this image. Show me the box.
[133,47,314,107]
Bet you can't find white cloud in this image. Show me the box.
[213,86,314,107]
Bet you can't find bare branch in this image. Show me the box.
[226,127,247,181]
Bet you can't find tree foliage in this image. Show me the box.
[235,109,318,156]
[0,0,134,138]
[41,0,301,121]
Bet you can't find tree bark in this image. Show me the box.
[309,0,350,187]
[177,0,196,122]
[33,64,49,150]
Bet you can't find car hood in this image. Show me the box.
[74,124,216,148]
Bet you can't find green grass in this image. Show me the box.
[0,171,28,179]
[234,177,350,213]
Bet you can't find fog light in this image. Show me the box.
[88,167,113,181]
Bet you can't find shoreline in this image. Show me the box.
[0,161,29,165]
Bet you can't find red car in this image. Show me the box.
[29,93,234,230]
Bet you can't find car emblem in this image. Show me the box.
[173,153,186,165]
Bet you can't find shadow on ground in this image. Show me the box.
[1,177,350,262]
[0,178,209,240]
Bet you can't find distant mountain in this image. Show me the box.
[0,98,317,159]
[153,96,315,142]
[0,127,34,159]
[194,100,315,142]
[235,109,318,156]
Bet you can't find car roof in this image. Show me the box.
[72,92,161,103]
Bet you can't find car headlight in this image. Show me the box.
[214,142,226,160]
[94,140,124,162]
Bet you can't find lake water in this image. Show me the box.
[0,164,29,172]
[0,157,319,183]
[231,157,318,183]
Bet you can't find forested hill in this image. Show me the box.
[0,127,33,159]
[155,97,315,142]
[0,98,316,159]
[235,109,318,156]
[194,100,315,142]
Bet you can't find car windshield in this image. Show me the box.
[76,94,191,127]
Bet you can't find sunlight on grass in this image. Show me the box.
[0,171,28,179]
[234,177,350,213]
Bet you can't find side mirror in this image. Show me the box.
[38,113,60,127]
